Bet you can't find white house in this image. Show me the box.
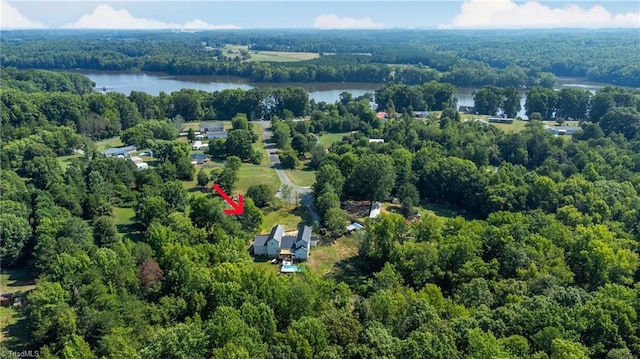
[369,202,382,220]
[199,122,228,140]
[252,225,316,261]
[192,141,209,150]
[136,162,149,170]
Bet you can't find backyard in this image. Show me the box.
[0,267,36,350]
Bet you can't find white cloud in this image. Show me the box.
[1,0,47,29]
[62,4,240,30]
[313,14,383,29]
[440,0,640,29]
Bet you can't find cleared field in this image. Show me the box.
[306,235,359,276]
[249,51,320,62]
[237,164,280,195]
[318,132,351,148]
[0,267,35,348]
[114,207,135,226]
[284,162,316,187]
[261,206,307,232]
[222,44,319,62]
[56,153,82,170]
[381,200,474,221]
[95,136,123,152]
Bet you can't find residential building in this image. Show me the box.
[252,225,316,261]
[190,153,208,165]
[544,125,581,136]
[369,202,382,220]
[459,106,477,114]
[102,145,137,157]
[200,122,228,139]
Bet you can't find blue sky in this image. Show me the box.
[2,0,639,29]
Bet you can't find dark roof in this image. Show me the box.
[296,226,312,245]
[102,146,136,156]
[191,153,207,160]
[253,235,269,247]
[281,236,296,250]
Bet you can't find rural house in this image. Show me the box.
[369,202,382,220]
[102,145,137,157]
[252,225,316,261]
[199,122,228,139]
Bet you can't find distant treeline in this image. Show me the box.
[5,29,637,87]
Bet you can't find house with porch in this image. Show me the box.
[252,225,316,261]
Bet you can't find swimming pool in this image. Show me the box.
[281,265,300,273]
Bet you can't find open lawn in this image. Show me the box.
[261,205,311,232]
[249,51,320,62]
[284,162,316,187]
[95,136,123,152]
[251,257,280,275]
[318,132,351,148]
[382,200,473,220]
[56,153,82,170]
[237,164,280,195]
[0,267,36,349]
[113,207,135,234]
[284,169,315,188]
[306,235,360,276]
[222,44,319,62]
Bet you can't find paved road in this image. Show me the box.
[257,121,321,223]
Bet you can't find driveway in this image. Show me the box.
[257,121,321,223]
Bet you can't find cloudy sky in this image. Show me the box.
[1,0,639,30]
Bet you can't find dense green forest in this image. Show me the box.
[2,29,639,87]
[2,66,640,358]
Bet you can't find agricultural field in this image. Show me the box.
[222,44,320,62]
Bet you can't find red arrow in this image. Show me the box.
[212,183,244,215]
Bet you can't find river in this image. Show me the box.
[83,72,614,118]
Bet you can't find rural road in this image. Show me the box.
[257,121,321,224]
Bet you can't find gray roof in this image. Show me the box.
[200,121,224,130]
[280,236,296,250]
[102,146,136,156]
[207,131,228,139]
[296,226,312,245]
[253,235,269,247]
[268,225,285,244]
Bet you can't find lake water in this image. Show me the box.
[84,72,613,118]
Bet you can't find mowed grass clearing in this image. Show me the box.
[95,136,123,152]
[57,153,82,170]
[0,267,36,349]
[222,44,319,62]
[306,235,360,276]
[261,206,309,232]
[284,168,316,188]
[318,132,351,148]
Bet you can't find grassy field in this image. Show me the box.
[113,207,135,234]
[284,161,316,187]
[318,132,351,148]
[284,169,315,188]
[306,235,360,276]
[261,205,310,232]
[95,136,123,152]
[0,267,36,349]
[382,200,474,221]
[222,44,320,62]
[56,153,82,170]
[237,164,280,195]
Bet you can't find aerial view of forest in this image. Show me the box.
[1,1,640,358]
